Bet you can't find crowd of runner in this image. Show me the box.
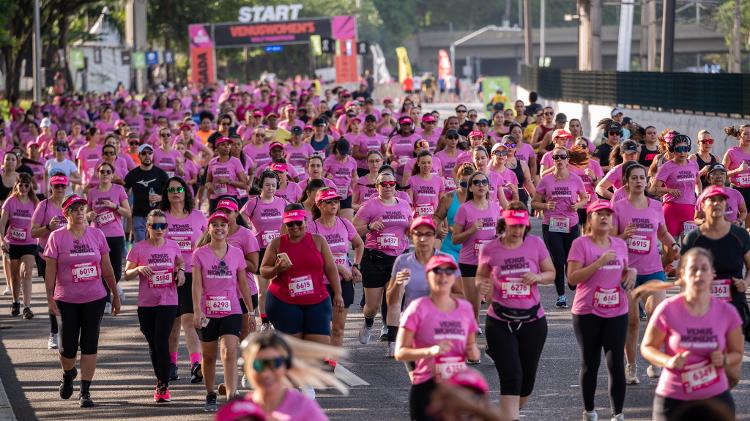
[1,78,748,421]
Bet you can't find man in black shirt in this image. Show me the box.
[124,144,168,242]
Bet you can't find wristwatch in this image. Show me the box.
[353,263,360,270]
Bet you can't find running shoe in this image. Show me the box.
[22,307,33,320]
[104,302,112,315]
[301,386,316,400]
[379,325,388,341]
[241,374,248,388]
[59,367,77,399]
[477,327,483,336]
[190,362,203,384]
[154,385,171,403]
[78,392,94,408]
[260,322,274,332]
[646,364,660,379]
[625,363,640,385]
[204,393,218,412]
[218,383,227,398]
[386,342,395,358]
[2,288,8,296]
[555,295,568,309]
[358,321,371,344]
[47,333,59,350]
[169,363,178,381]
[582,410,598,421]
[611,414,625,421]
[10,302,20,317]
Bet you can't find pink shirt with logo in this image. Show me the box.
[242,143,271,168]
[724,146,750,187]
[514,143,535,164]
[652,295,741,401]
[409,174,445,216]
[207,156,246,199]
[613,198,666,275]
[76,144,103,184]
[226,226,260,296]
[127,239,181,307]
[356,197,412,256]
[655,159,700,205]
[262,389,328,421]
[274,181,302,203]
[308,217,358,284]
[31,199,65,249]
[478,235,550,320]
[696,187,744,223]
[570,162,604,205]
[568,235,629,318]
[165,210,207,273]
[323,155,357,198]
[284,142,315,176]
[400,297,478,385]
[389,133,422,163]
[435,150,460,190]
[153,148,182,177]
[43,227,110,304]
[601,163,626,190]
[354,132,387,169]
[86,184,128,237]
[454,200,501,265]
[495,166,519,200]
[241,196,287,249]
[192,244,246,318]
[2,197,36,245]
[536,172,586,226]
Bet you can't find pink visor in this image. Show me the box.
[216,198,239,212]
[587,199,614,214]
[422,114,437,123]
[62,194,87,211]
[215,137,232,146]
[468,130,484,138]
[315,188,342,203]
[283,209,306,223]
[424,254,458,273]
[50,175,68,186]
[207,211,229,224]
[448,368,489,395]
[399,117,413,125]
[269,162,288,173]
[215,399,266,421]
[502,209,530,226]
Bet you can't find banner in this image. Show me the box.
[335,37,358,84]
[132,52,146,69]
[213,18,331,47]
[395,47,412,84]
[370,44,392,84]
[189,24,216,86]
[70,49,85,69]
[310,35,322,56]
[438,49,452,79]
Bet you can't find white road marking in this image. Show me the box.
[335,364,370,386]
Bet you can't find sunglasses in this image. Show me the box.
[608,131,621,136]
[459,180,469,188]
[552,154,569,161]
[103,151,115,156]
[544,112,554,116]
[493,150,509,156]
[285,221,303,227]
[472,179,489,186]
[431,267,456,275]
[55,146,68,152]
[18,183,30,188]
[700,139,714,144]
[160,133,170,137]
[447,136,459,140]
[505,143,517,148]
[150,222,168,230]
[379,181,397,188]
[252,357,286,372]
[167,186,185,194]
[674,145,690,153]
[321,199,339,205]
[456,109,467,113]
[99,170,112,175]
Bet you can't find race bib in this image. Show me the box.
[683,221,697,236]
[8,227,26,241]
[95,210,116,226]
[398,156,408,166]
[262,230,280,247]
[499,277,531,299]
[332,253,349,267]
[593,287,620,309]
[549,216,570,233]
[336,185,349,198]
[171,236,193,252]
[289,275,314,297]
[214,183,227,194]
[434,355,466,381]
[627,235,651,255]
[444,178,456,191]
[149,269,173,288]
[735,173,750,188]
[711,279,731,301]
[414,203,435,217]
[71,262,99,283]
[681,361,719,394]
[166,171,175,178]
[474,239,492,257]
[377,233,399,250]
[205,294,231,315]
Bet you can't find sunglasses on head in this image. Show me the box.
[167,186,185,194]
[552,154,568,161]
[674,145,690,153]
[285,221,303,227]
[472,178,489,186]
[252,357,286,372]
[150,222,168,230]
[431,267,456,275]
[379,181,396,188]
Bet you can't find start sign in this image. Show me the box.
[238,4,304,23]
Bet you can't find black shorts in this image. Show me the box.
[177,273,194,316]
[361,249,397,289]
[8,244,37,260]
[239,294,259,314]
[326,281,355,308]
[266,293,332,336]
[57,297,106,359]
[458,263,478,277]
[197,313,242,342]
[340,195,353,209]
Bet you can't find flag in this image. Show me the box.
[395,47,412,84]
[438,49,452,79]
[310,35,322,56]
[370,44,392,83]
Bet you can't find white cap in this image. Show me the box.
[610,108,623,117]
[40,117,51,128]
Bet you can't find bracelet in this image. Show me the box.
[353,263,360,269]
[45,222,51,231]
[178,268,185,272]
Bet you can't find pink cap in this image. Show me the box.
[424,254,458,273]
[180,123,193,130]
[701,185,729,201]
[448,368,489,395]
[410,216,436,232]
[315,188,342,203]
[215,136,232,146]
[269,141,284,150]
[468,130,484,139]
[421,114,437,123]
[215,399,266,421]
[216,198,239,212]
[502,209,530,226]
[552,129,573,139]
[344,101,356,109]
[50,175,68,186]
[383,97,393,104]
[399,117,413,125]
[252,110,264,117]
[282,209,306,223]
[207,211,230,224]
[269,162,288,173]
[587,199,614,214]
[62,194,87,211]
[304,125,313,131]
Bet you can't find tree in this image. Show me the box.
[715,0,750,72]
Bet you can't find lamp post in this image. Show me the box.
[450,25,520,77]
[32,0,42,102]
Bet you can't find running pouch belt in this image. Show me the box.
[491,302,540,323]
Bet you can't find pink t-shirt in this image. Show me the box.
[126,239,181,307]
[31,199,65,249]
[568,235,629,318]
[2,197,36,245]
[435,149,460,190]
[403,156,443,178]
[478,235,549,320]
[454,200,501,265]
[655,159,699,205]
[43,227,110,303]
[570,162,604,204]
[208,156,246,199]
[76,144,103,184]
[389,133,422,162]
[536,172,586,226]
[183,159,199,184]
[724,146,750,188]
[355,197,412,256]
[284,142,315,176]
[600,163,626,190]
[263,389,328,421]
[409,174,445,216]
[354,132,387,169]
[241,196,286,248]
[308,217,358,284]
[652,295,741,400]
[243,143,271,169]
[514,143,535,164]
[495,166,519,200]
[400,297,478,385]
[613,198,666,275]
[86,184,128,237]
[298,177,336,193]
[192,244,246,317]
[275,181,302,203]
[165,210,207,272]
[226,226,260,295]
[153,148,182,177]
[323,155,357,198]
[27,160,46,196]
[696,187,744,223]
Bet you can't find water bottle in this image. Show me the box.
[148,187,156,207]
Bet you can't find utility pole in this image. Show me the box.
[639,0,649,70]
[523,0,533,66]
[648,0,657,71]
[126,0,148,92]
[732,0,742,73]
[32,0,42,102]
[540,0,546,67]
[617,0,635,71]
[660,0,675,72]
[591,0,602,70]
[578,0,591,70]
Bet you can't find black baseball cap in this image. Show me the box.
[291,126,303,135]
[313,118,327,127]
[364,114,377,122]
[621,140,638,153]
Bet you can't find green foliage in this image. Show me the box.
[714,0,750,54]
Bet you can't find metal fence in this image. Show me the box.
[520,65,750,117]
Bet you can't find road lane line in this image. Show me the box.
[335,364,370,386]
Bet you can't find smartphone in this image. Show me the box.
[277,252,292,267]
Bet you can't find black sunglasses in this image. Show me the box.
[285,221,303,227]
[552,154,568,161]
[252,357,285,372]
[431,268,456,275]
[150,223,168,230]
[472,179,489,186]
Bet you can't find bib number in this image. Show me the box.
[593,287,620,309]
[434,355,466,381]
[8,227,26,241]
[171,236,193,252]
[474,239,492,257]
[627,235,651,255]
[95,210,116,226]
[549,216,570,233]
[711,279,731,301]
[71,262,99,283]
[262,230,280,247]
[377,233,399,250]
[336,185,349,198]
[205,295,231,316]
[681,362,719,394]
[499,278,531,299]
[735,173,750,187]
[414,203,435,217]
[333,253,349,267]
[214,183,227,194]
[149,269,173,288]
[289,275,314,297]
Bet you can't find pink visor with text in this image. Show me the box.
[283,209,306,223]
[502,209,530,226]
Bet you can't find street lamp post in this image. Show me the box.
[450,25,520,78]
[32,0,42,102]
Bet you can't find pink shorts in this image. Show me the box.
[663,202,694,237]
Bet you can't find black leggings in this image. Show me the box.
[57,298,107,359]
[409,378,438,421]
[653,390,735,421]
[486,316,547,397]
[104,236,125,303]
[38,256,58,334]
[572,313,628,415]
[138,305,178,385]
[542,224,580,295]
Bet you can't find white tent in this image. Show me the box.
[71,7,130,93]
